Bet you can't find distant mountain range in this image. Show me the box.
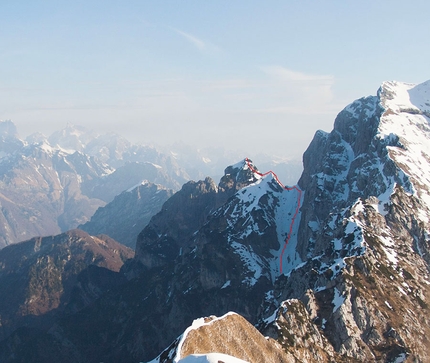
[0,80,429,362]
[0,121,301,248]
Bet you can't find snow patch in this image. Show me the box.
[221,280,231,289]
[384,300,393,310]
[231,242,264,286]
[178,353,249,363]
[391,353,407,363]
[332,287,345,312]
[127,180,149,192]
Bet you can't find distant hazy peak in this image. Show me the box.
[0,119,19,139]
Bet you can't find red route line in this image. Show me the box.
[244,158,302,274]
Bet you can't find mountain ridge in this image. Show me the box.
[0,79,429,362]
[142,79,430,362]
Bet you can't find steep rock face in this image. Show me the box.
[0,229,134,342]
[135,160,262,270]
[149,312,294,363]
[12,160,289,363]
[135,177,219,269]
[145,80,430,363]
[1,80,429,363]
[262,80,430,362]
[260,299,349,363]
[80,182,173,249]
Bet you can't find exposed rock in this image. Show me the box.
[0,229,134,342]
[1,80,430,363]
[0,122,189,247]
[151,312,294,363]
[80,182,173,249]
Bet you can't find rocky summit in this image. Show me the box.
[141,80,430,363]
[0,80,429,363]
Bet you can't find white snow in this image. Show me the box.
[221,280,231,289]
[173,312,238,363]
[262,308,277,324]
[178,353,249,363]
[329,257,347,275]
[231,242,265,286]
[233,174,273,214]
[274,186,303,277]
[332,287,345,312]
[378,234,398,265]
[222,167,303,283]
[332,238,342,251]
[127,180,149,192]
[392,353,407,363]
[378,80,430,223]
[321,318,327,329]
[397,286,407,295]
[384,300,393,310]
[369,190,391,216]
[148,162,162,169]
[230,159,249,172]
[307,220,319,232]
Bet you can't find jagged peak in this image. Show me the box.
[148,311,291,363]
[218,158,260,196]
[226,158,247,169]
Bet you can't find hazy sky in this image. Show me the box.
[1,1,429,160]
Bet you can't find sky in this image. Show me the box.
[1,0,429,160]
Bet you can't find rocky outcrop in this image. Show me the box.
[0,141,114,247]
[151,312,294,363]
[135,161,260,269]
[261,80,430,362]
[146,81,430,363]
[261,299,349,363]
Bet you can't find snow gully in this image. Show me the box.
[244,158,302,274]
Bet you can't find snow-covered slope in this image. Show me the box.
[378,80,430,213]
[0,122,188,246]
[177,353,248,363]
[261,80,430,362]
[209,158,303,284]
[142,80,430,363]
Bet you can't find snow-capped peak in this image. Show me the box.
[378,80,430,115]
[377,80,430,219]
